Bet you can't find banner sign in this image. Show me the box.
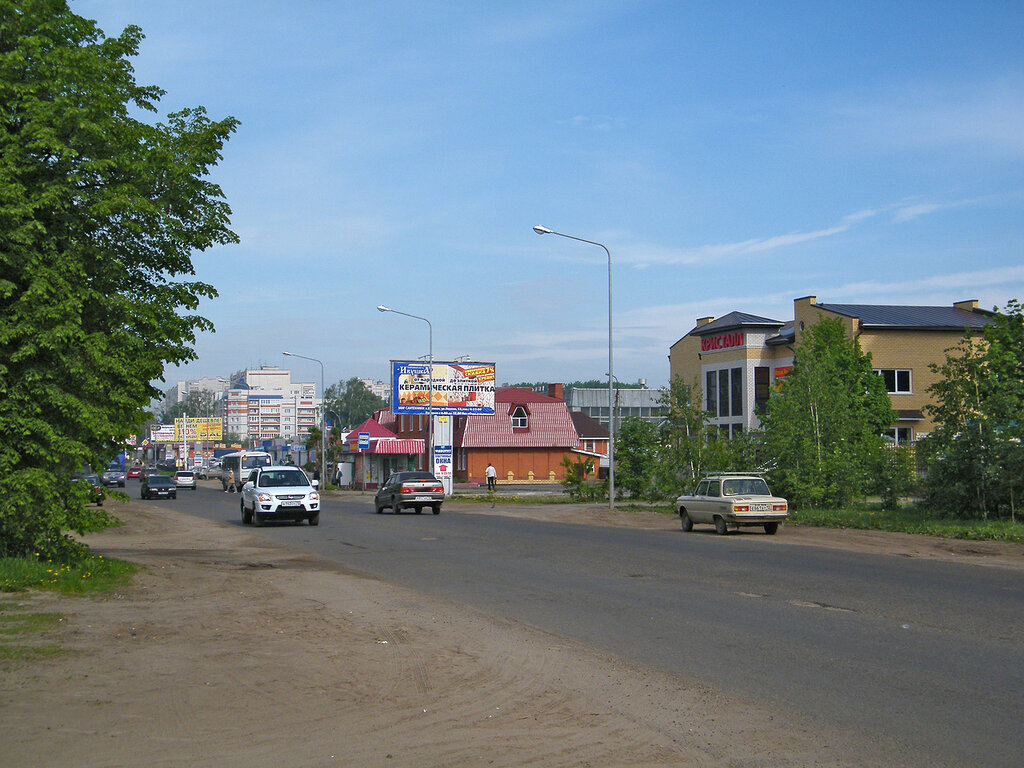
[433,444,453,480]
[174,417,223,441]
[390,361,496,416]
[151,424,176,443]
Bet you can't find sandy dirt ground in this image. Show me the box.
[3,494,1022,768]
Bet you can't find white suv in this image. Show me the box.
[240,466,320,526]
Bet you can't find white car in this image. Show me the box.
[240,465,320,526]
[675,473,788,535]
[172,470,197,490]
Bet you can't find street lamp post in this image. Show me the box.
[377,305,434,473]
[533,225,616,509]
[324,408,342,485]
[283,351,326,488]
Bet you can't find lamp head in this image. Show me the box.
[282,351,292,356]
[532,225,553,235]
[376,305,390,313]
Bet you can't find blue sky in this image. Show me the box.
[78,1,1024,392]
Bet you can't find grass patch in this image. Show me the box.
[0,605,67,664]
[450,492,576,504]
[789,503,1024,544]
[0,553,137,595]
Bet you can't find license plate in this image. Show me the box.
[414,495,432,501]
[751,503,770,511]
[280,502,301,508]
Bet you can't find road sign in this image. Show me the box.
[358,432,370,450]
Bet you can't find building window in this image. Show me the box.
[883,427,913,444]
[876,369,912,394]
[706,371,718,415]
[511,406,528,429]
[754,366,771,413]
[730,368,743,417]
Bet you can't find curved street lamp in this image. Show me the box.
[283,351,326,487]
[377,305,434,473]
[533,225,615,509]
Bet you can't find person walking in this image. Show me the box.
[485,462,497,492]
[226,468,235,493]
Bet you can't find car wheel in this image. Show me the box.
[431,505,440,515]
[253,512,264,527]
[170,493,177,500]
[680,510,693,532]
[764,522,779,535]
[393,503,402,514]
[308,513,319,526]
[241,499,252,525]
[714,516,728,535]
[375,502,383,514]
[414,506,422,514]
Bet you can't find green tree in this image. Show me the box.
[613,417,660,500]
[761,317,893,508]
[323,377,387,428]
[922,301,1024,519]
[652,377,731,498]
[0,2,238,561]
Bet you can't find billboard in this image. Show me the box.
[391,361,495,416]
[151,424,176,443]
[173,417,224,441]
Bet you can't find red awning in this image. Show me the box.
[368,439,425,454]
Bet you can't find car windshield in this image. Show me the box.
[722,478,771,496]
[397,472,438,482]
[258,470,309,488]
[176,472,194,478]
[149,477,173,486]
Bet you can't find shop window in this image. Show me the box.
[754,366,771,413]
[706,371,718,415]
[718,369,730,417]
[730,368,743,417]
[875,369,912,394]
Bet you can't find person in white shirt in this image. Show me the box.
[485,462,497,491]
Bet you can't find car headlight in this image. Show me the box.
[257,492,273,502]
[309,492,319,502]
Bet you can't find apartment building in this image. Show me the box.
[219,367,320,442]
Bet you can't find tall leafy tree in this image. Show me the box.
[0,2,238,560]
[761,317,893,507]
[922,301,1024,519]
[323,377,387,428]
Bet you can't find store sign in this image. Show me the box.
[701,332,745,352]
[391,361,496,416]
[433,444,453,480]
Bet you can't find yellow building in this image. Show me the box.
[668,296,993,442]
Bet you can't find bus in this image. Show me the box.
[220,450,273,491]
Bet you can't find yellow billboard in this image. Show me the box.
[174,417,223,441]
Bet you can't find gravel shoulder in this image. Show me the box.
[2,496,1020,767]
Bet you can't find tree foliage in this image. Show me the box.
[0,2,238,560]
[157,389,219,423]
[760,317,893,507]
[323,377,387,429]
[921,301,1024,519]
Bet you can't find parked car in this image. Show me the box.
[141,474,177,500]
[675,473,788,535]
[172,470,197,490]
[126,466,142,479]
[101,467,126,487]
[196,464,220,480]
[74,474,105,505]
[240,466,320,526]
[374,471,444,515]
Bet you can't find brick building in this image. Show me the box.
[668,296,993,443]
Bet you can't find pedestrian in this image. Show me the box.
[485,462,497,491]
[227,468,235,493]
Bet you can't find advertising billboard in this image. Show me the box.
[151,424,176,443]
[391,361,496,416]
[173,417,224,441]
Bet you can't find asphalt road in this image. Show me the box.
[164,483,1024,767]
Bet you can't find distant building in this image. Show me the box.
[163,376,230,406]
[359,377,390,403]
[566,384,667,429]
[668,296,993,442]
[218,366,320,442]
